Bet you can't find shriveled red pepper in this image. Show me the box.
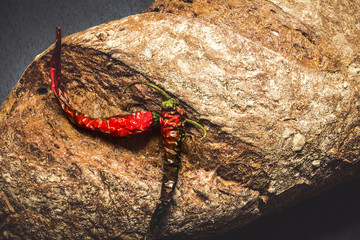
[146,103,186,239]
[125,82,206,240]
[50,27,206,240]
[50,27,158,136]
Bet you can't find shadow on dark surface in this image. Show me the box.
[220,178,360,240]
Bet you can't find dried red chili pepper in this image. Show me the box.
[145,103,185,239]
[50,27,206,240]
[125,82,206,240]
[50,27,158,137]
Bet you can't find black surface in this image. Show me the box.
[0,0,153,103]
[223,179,360,240]
[1,1,360,239]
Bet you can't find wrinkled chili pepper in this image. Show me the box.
[125,82,206,240]
[147,103,186,239]
[50,27,158,136]
[50,27,206,240]
[126,84,186,240]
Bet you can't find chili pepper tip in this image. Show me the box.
[55,27,61,39]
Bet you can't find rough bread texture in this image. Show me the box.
[146,0,360,72]
[1,1,360,239]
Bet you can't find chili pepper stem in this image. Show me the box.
[124,81,171,100]
[160,98,178,109]
[186,118,207,140]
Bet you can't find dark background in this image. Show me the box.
[1,1,360,239]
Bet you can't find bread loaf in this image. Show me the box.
[1,1,359,239]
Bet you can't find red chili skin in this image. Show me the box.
[63,106,156,137]
[50,27,157,136]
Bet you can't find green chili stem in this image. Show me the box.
[186,118,207,141]
[124,81,171,100]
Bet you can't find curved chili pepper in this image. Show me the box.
[50,27,158,137]
[50,27,206,239]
